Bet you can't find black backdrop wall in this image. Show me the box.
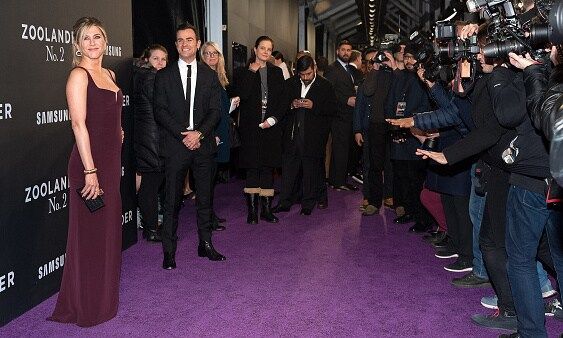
[0,1,135,327]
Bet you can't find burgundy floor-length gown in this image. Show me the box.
[49,68,123,327]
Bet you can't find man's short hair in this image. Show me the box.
[272,51,284,61]
[349,50,362,63]
[296,55,315,73]
[337,39,352,49]
[176,22,199,40]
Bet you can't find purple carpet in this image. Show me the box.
[2,180,563,337]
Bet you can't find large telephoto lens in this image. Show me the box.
[482,39,527,58]
[550,0,563,44]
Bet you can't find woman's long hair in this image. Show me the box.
[200,41,229,88]
[72,17,108,67]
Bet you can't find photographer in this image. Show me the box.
[418,22,557,332]
[353,50,396,215]
[497,48,563,338]
[384,42,434,232]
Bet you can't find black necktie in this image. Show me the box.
[345,64,355,83]
[186,65,191,127]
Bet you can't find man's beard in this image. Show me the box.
[302,79,312,85]
[339,55,350,63]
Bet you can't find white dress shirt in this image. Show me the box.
[178,58,197,130]
[300,75,316,98]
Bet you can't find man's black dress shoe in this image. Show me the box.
[163,252,176,270]
[317,199,328,209]
[409,222,432,233]
[300,208,312,216]
[272,203,291,213]
[211,222,226,232]
[142,229,162,242]
[393,213,414,224]
[213,213,226,223]
[332,183,358,191]
[198,241,226,261]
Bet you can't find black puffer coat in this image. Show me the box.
[133,64,162,173]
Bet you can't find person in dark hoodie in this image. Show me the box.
[133,44,168,242]
[384,42,434,232]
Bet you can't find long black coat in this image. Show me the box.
[232,63,287,168]
[282,75,336,158]
[132,65,162,172]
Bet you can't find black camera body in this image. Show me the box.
[467,0,563,59]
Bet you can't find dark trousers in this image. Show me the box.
[393,159,429,223]
[441,193,473,264]
[162,150,214,254]
[279,142,323,210]
[383,139,394,199]
[362,123,386,207]
[138,171,164,232]
[479,167,514,313]
[246,167,274,190]
[329,116,352,187]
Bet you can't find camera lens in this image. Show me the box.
[482,39,527,59]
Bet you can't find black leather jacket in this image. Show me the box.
[523,64,563,186]
[133,64,162,173]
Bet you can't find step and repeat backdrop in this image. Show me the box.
[0,1,136,326]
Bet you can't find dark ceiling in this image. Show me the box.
[307,0,466,47]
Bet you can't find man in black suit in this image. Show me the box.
[324,40,358,191]
[273,55,336,215]
[154,23,225,269]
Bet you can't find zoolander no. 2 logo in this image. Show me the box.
[24,176,69,214]
[20,23,123,62]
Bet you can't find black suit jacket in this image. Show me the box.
[282,75,336,158]
[324,61,356,120]
[154,61,221,157]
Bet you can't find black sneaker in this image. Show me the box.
[351,174,364,184]
[451,272,491,288]
[432,236,449,248]
[423,231,446,243]
[471,310,517,330]
[499,333,520,338]
[545,298,563,320]
[435,248,458,259]
[444,259,473,273]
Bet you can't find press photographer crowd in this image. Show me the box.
[366,0,563,337]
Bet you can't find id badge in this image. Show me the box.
[396,101,406,117]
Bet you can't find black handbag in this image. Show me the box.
[229,117,241,148]
[76,187,105,213]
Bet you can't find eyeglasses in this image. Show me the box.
[203,51,219,57]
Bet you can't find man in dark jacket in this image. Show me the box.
[273,55,336,215]
[353,51,395,215]
[384,42,433,231]
[324,40,359,191]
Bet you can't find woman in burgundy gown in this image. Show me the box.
[48,17,122,327]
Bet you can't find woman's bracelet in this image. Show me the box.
[84,168,98,175]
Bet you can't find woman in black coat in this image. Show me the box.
[132,44,167,241]
[232,36,286,224]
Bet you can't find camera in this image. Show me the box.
[372,40,400,64]
[466,0,563,59]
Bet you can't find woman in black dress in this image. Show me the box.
[232,36,286,224]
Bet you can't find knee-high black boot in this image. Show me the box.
[245,193,259,224]
[260,196,279,223]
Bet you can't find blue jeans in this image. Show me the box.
[470,168,551,287]
[469,164,488,278]
[506,185,561,338]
